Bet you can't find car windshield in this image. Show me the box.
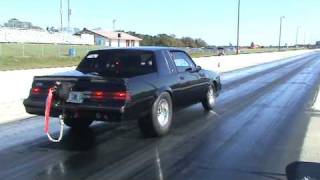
[77,50,156,78]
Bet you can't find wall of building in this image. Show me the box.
[80,34,94,45]
[110,39,127,47]
[0,28,94,45]
[93,38,140,48]
[94,35,109,46]
[112,40,140,47]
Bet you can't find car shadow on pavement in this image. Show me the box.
[39,122,130,151]
[39,104,216,152]
[58,128,96,151]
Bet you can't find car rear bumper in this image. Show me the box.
[23,99,131,121]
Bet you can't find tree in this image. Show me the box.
[3,18,42,30]
[125,31,209,48]
[181,37,197,48]
[195,38,208,48]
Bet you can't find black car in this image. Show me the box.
[24,47,221,137]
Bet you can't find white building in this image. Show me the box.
[0,27,94,45]
[75,28,142,47]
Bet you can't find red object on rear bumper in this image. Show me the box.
[44,88,54,133]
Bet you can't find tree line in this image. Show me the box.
[122,31,208,48]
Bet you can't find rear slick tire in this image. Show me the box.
[138,92,173,137]
[202,85,216,111]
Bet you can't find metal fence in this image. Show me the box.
[0,43,221,58]
[0,43,102,58]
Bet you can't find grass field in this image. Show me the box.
[0,43,305,70]
[0,43,101,70]
[0,43,99,57]
[189,47,304,58]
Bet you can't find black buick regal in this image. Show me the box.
[24,47,221,137]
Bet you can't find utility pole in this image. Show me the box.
[236,0,240,54]
[295,26,301,47]
[118,33,121,47]
[278,16,285,51]
[113,19,116,31]
[68,0,71,31]
[60,0,63,31]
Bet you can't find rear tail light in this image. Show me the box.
[31,87,41,94]
[112,92,130,100]
[91,91,106,99]
[90,91,130,101]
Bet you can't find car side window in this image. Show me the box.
[162,50,177,73]
[171,51,195,73]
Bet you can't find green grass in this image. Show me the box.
[239,48,280,54]
[0,43,102,70]
[0,43,306,71]
[189,51,217,58]
[0,43,100,57]
[0,56,82,70]
[238,47,304,54]
[188,47,305,58]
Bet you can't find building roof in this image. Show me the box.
[76,29,142,41]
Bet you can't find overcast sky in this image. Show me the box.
[1,0,319,46]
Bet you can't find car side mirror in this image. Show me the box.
[196,66,202,71]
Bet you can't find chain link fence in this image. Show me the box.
[0,43,104,58]
[0,43,226,59]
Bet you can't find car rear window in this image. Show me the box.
[77,50,156,78]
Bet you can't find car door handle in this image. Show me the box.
[179,76,185,80]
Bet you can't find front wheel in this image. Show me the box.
[138,92,173,137]
[63,117,93,130]
[202,85,216,111]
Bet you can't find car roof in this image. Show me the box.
[92,46,185,53]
